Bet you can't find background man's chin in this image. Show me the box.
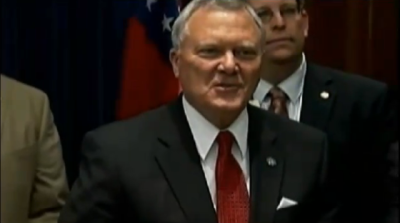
[266,51,296,63]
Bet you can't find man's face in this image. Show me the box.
[248,0,308,62]
[170,7,263,113]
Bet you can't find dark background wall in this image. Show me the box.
[305,0,398,88]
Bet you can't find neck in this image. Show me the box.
[261,54,303,85]
[208,110,241,130]
[184,95,244,130]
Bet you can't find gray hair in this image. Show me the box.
[171,0,266,50]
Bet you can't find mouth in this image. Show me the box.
[214,84,241,91]
[266,37,292,45]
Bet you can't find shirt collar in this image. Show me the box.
[253,53,307,103]
[182,96,248,160]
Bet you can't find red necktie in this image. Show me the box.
[268,86,288,117]
[216,131,249,223]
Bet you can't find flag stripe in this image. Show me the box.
[116,1,180,120]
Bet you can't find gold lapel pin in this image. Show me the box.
[320,91,329,99]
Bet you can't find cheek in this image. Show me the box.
[193,61,218,82]
[240,63,261,85]
[294,21,307,37]
[179,61,216,90]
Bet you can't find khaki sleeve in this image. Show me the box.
[29,94,69,223]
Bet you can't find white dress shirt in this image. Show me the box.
[182,96,250,208]
[253,53,307,121]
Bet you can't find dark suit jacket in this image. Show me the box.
[387,142,398,223]
[300,64,398,223]
[59,96,335,223]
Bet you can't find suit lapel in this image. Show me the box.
[301,64,336,131]
[155,96,217,223]
[248,106,284,223]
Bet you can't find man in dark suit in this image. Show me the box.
[59,0,335,222]
[247,0,398,222]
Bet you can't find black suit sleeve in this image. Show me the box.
[299,134,338,223]
[374,86,398,223]
[316,136,339,223]
[386,142,399,223]
[59,132,121,223]
[375,85,397,146]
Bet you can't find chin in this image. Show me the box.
[267,49,295,63]
[211,98,246,112]
[206,89,247,112]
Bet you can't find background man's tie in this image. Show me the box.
[216,131,249,223]
[267,86,289,117]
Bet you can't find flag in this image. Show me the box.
[116,0,180,120]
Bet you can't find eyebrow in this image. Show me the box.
[240,41,257,48]
[254,3,297,12]
[254,6,269,14]
[281,3,298,8]
[196,41,218,47]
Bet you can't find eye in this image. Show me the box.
[198,48,220,57]
[234,49,258,59]
[280,7,297,16]
[256,10,272,22]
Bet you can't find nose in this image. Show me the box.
[270,13,286,30]
[218,51,237,75]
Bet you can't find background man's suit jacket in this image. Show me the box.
[0,75,69,223]
[300,64,398,223]
[60,96,336,223]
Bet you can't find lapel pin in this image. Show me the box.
[266,157,277,167]
[320,91,329,99]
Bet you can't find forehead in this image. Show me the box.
[185,7,260,44]
[248,0,297,8]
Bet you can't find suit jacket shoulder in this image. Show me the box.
[303,64,395,132]
[1,74,48,103]
[308,64,388,98]
[84,104,171,157]
[1,74,52,146]
[1,74,51,132]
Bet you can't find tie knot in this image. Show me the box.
[217,131,234,157]
[266,86,289,117]
[268,86,287,100]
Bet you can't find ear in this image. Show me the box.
[169,48,180,78]
[300,10,309,37]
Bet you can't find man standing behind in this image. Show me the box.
[247,0,398,222]
[1,74,69,223]
[60,0,335,222]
